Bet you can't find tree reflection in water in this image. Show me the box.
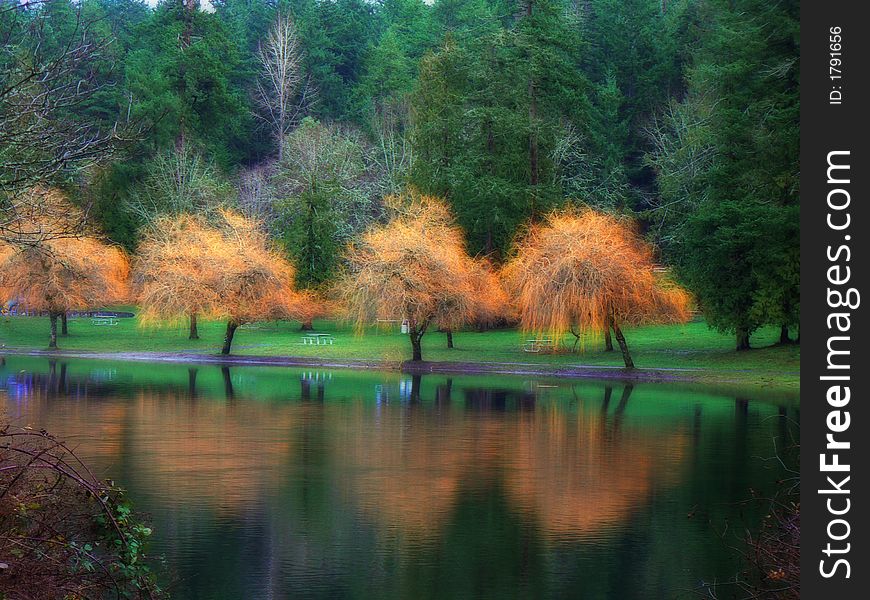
[0,357,798,600]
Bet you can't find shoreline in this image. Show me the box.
[1,347,797,388]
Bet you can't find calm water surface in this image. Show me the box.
[0,356,798,599]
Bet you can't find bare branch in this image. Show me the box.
[1,1,145,244]
[254,12,310,160]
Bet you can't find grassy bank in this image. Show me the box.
[0,307,800,390]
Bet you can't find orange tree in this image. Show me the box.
[133,213,224,340]
[469,258,512,328]
[0,190,129,348]
[437,259,509,349]
[341,195,503,361]
[135,210,312,354]
[215,210,313,354]
[503,208,690,368]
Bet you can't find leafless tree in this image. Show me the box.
[254,12,314,160]
[237,164,277,226]
[275,118,382,238]
[643,89,718,246]
[124,144,236,226]
[1,1,140,244]
[551,121,630,211]
[369,102,414,198]
[278,119,365,194]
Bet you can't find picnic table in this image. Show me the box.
[302,333,335,346]
[522,338,554,353]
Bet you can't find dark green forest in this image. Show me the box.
[0,0,799,349]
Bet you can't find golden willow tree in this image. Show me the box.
[133,212,222,340]
[135,210,313,354]
[436,259,507,348]
[341,195,505,361]
[0,189,130,348]
[470,259,511,327]
[503,208,691,368]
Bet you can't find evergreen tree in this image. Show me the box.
[411,0,589,256]
[650,0,799,349]
[273,118,379,287]
[289,0,379,121]
[125,1,252,164]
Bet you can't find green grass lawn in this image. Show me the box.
[0,306,799,389]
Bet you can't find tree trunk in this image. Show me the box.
[736,327,751,351]
[61,312,68,336]
[300,319,314,331]
[437,378,453,404]
[611,384,634,434]
[188,368,198,398]
[526,0,539,218]
[486,119,495,175]
[409,321,427,362]
[48,360,57,389]
[49,312,59,349]
[779,324,790,345]
[570,328,581,352]
[529,95,538,185]
[306,195,318,283]
[604,316,614,352]
[410,374,422,402]
[528,84,538,219]
[410,332,423,362]
[222,320,239,355]
[602,386,613,411]
[181,0,195,47]
[611,319,634,369]
[446,329,454,349]
[189,313,199,340]
[221,366,235,400]
[615,384,634,416]
[176,0,195,150]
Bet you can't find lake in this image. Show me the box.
[0,355,798,599]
